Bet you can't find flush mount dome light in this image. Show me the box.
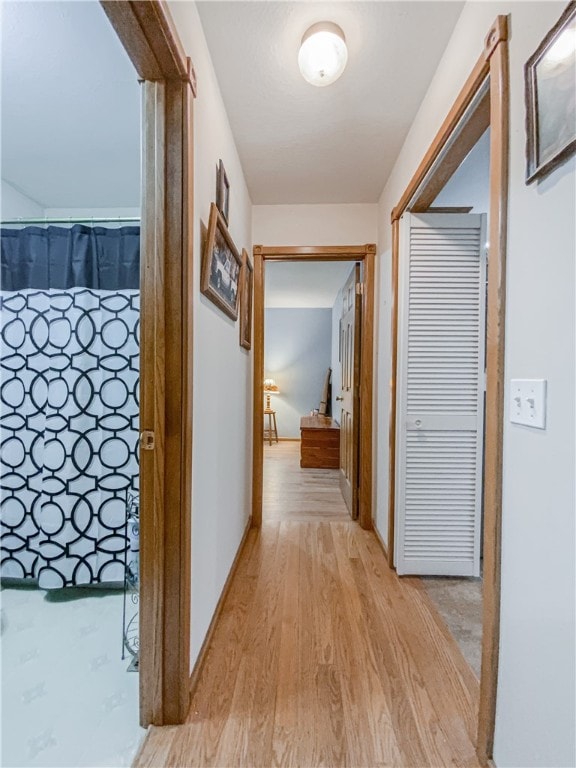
[298,21,348,87]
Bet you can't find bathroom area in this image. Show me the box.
[1,2,145,765]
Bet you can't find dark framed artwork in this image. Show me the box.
[239,248,253,350]
[201,202,242,320]
[525,1,576,183]
[216,159,230,224]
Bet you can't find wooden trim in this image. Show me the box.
[103,0,195,728]
[101,0,197,92]
[425,206,474,214]
[252,244,375,530]
[485,14,508,58]
[387,218,399,567]
[139,79,166,727]
[277,437,301,442]
[387,15,509,764]
[257,245,370,259]
[188,517,252,698]
[391,52,490,223]
[160,77,193,725]
[359,245,375,529]
[477,29,509,765]
[410,88,490,213]
[251,249,265,527]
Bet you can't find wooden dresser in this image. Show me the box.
[300,415,340,469]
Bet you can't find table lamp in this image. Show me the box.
[263,378,280,411]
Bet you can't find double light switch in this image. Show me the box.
[509,379,547,429]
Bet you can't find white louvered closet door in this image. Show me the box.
[395,213,487,576]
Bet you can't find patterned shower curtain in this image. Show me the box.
[0,225,140,588]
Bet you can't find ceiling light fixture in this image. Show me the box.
[298,21,348,87]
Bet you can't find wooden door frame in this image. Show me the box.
[100,1,196,727]
[387,16,509,765]
[252,245,376,530]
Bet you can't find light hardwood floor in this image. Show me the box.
[263,442,349,522]
[134,442,480,768]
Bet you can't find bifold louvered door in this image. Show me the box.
[395,213,487,576]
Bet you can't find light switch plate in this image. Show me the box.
[509,379,547,429]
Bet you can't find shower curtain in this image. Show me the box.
[0,225,140,588]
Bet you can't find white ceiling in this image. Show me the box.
[196,1,464,204]
[265,261,354,308]
[1,1,140,209]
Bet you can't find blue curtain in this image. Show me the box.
[1,224,140,291]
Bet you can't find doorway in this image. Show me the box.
[93,0,196,730]
[262,260,359,522]
[387,15,509,764]
[0,3,143,765]
[252,245,375,530]
[394,131,490,683]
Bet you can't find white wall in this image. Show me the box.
[44,207,140,220]
[265,308,332,438]
[253,203,378,246]
[1,179,44,219]
[376,3,575,766]
[168,0,253,671]
[0,187,140,228]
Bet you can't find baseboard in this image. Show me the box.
[277,437,300,442]
[372,523,389,560]
[188,516,253,699]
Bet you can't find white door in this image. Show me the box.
[395,213,487,576]
[339,264,361,519]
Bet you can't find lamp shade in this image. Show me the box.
[264,378,280,394]
[298,22,348,87]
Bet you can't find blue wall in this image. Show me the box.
[265,308,332,438]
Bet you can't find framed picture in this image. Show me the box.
[525,1,576,184]
[239,248,253,350]
[216,159,230,224]
[201,202,242,320]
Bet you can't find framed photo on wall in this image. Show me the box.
[239,248,253,350]
[201,202,242,320]
[525,1,576,183]
[216,159,230,224]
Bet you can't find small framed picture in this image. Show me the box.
[239,249,253,350]
[525,1,576,183]
[201,203,242,320]
[216,159,230,224]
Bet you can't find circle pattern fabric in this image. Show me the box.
[0,288,139,588]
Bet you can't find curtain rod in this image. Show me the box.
[1,217,140,225]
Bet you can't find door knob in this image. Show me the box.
[336,396,344,401]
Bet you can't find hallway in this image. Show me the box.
[135,443,480,767]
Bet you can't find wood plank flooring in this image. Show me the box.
[263,442,349,522]
[135,442,479,768]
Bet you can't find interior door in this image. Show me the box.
[395,213,487,576]
[339,264,361,519]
